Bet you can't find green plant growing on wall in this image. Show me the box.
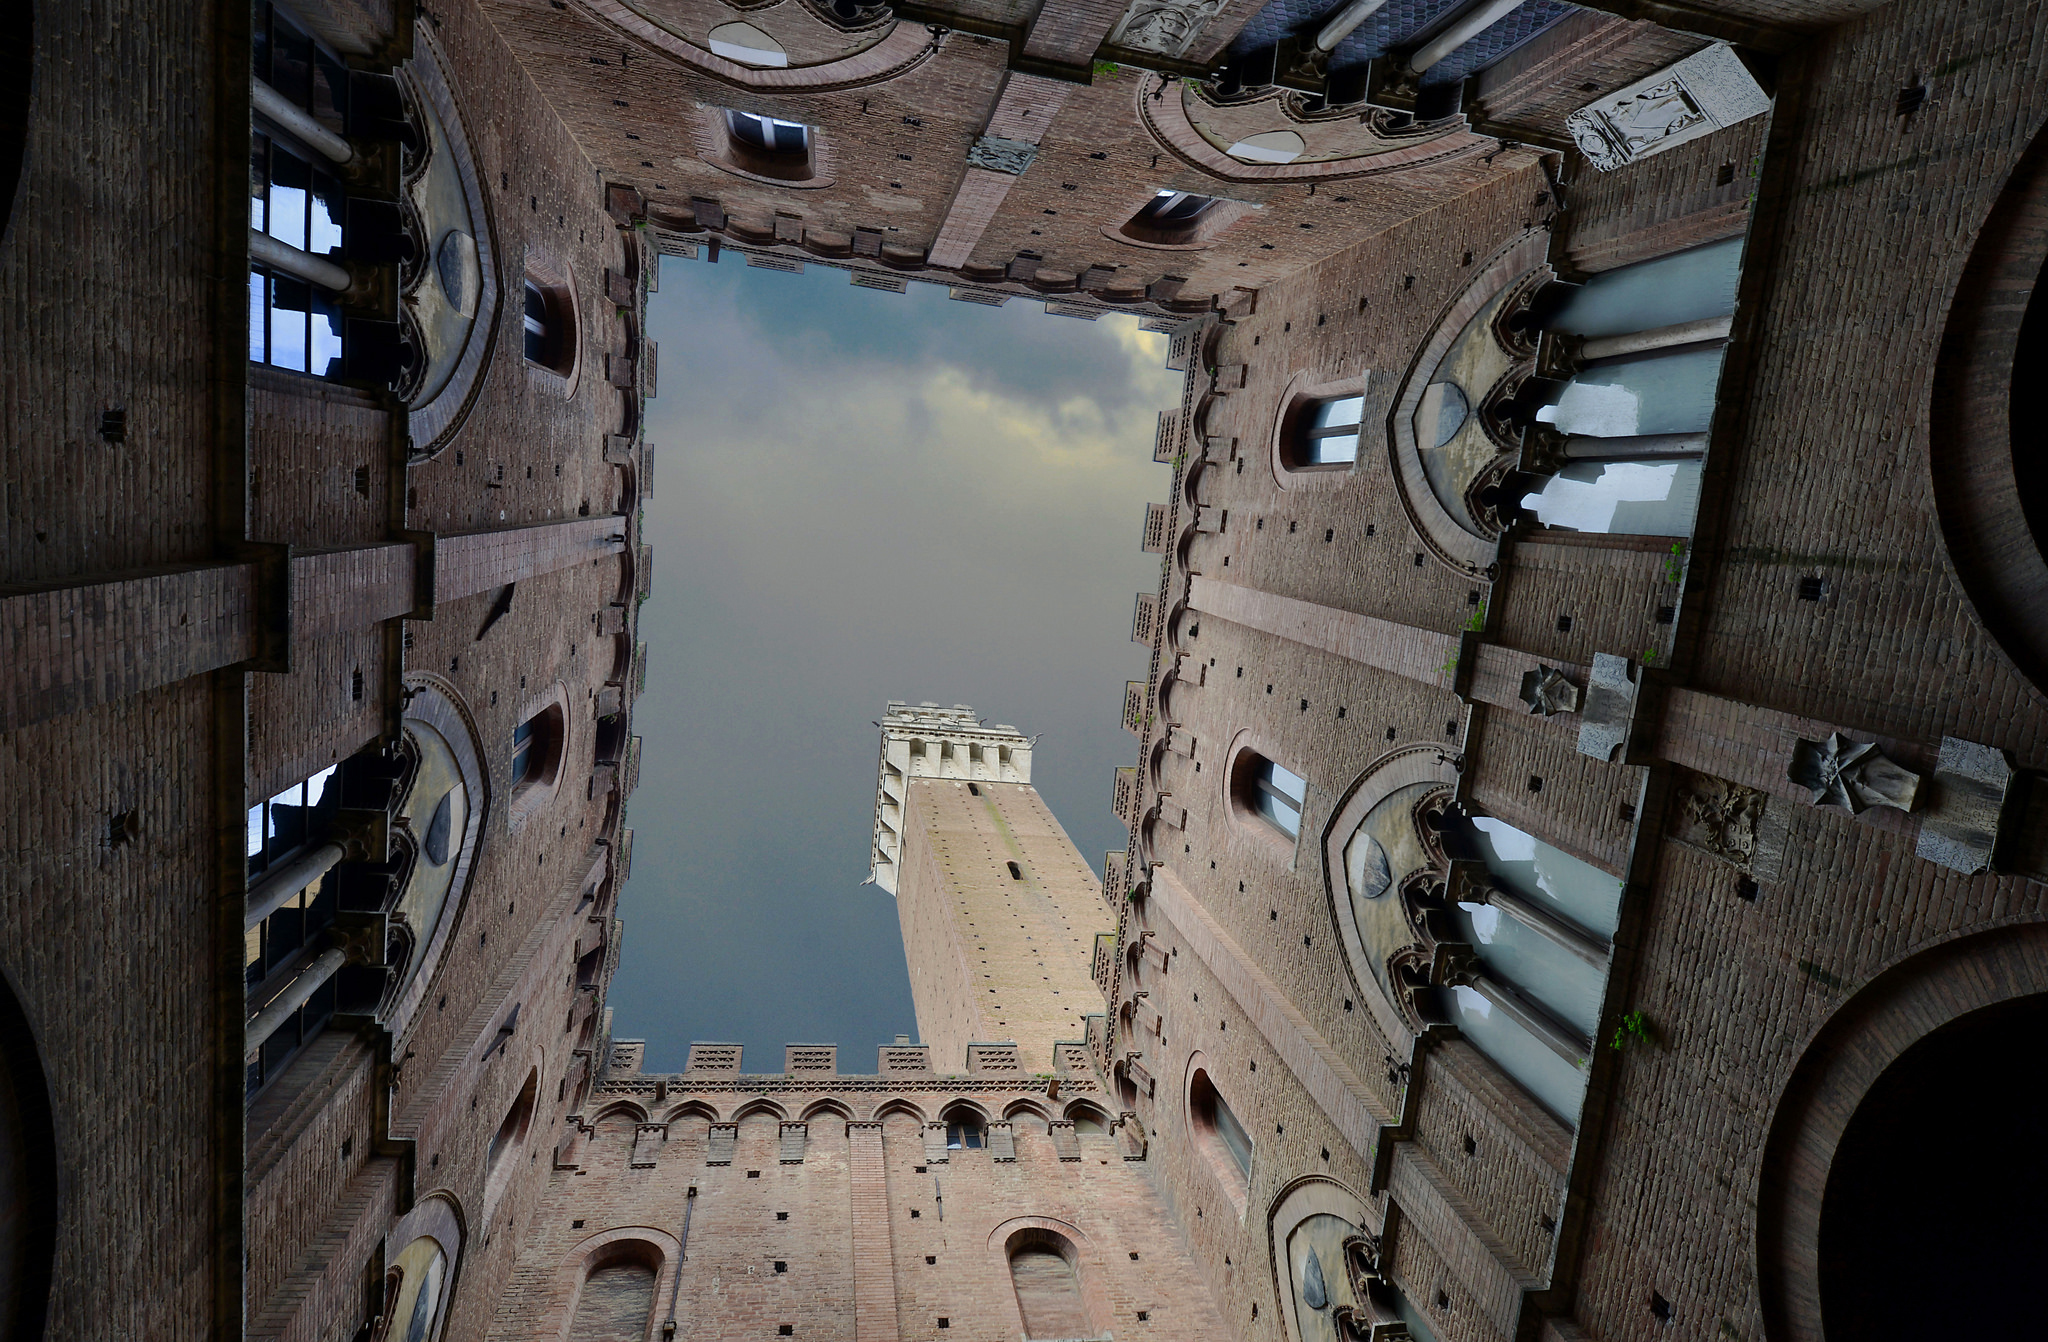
[1093,60,1121,77]
[1641,646,1658,664]
[1609,1010,1654,1051]
[1664,542,1686,585]
[1463,600,1487,633]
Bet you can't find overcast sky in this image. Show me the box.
[611,253,1180,1073]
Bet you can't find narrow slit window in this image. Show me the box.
[1244,755,1307,838]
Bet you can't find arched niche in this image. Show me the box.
[1386,233,1551,577]
[1757,922,2048,1342]
[1929,118,2048,700]
[549,1228,678,1342]
[1267,1176,1401,1342]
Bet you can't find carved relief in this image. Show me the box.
[1518,665,1582,716]
[1105,0,1226,57]
[1667,769,1767,865]
[1566,42,1771,173]
[1788,733,1921,814]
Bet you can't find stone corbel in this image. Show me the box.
[1914,737,2020,874]
[1788,732,1920,814]
[1576,653,1640,763]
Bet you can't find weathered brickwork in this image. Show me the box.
[9,0,2048,1339]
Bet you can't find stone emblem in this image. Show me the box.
[1567,43,1771,172]
[1788,732,1921,813]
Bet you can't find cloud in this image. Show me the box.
[612,256,1178,1069]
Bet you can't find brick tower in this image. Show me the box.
[871,702,1111,1073]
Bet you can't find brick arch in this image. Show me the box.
[664,1099,720,1124]
[589,1099,650,1127]
[1138,79,1494,184]
[1001,1098,1052,1122]
[987,1216,1111,1341]
[730,1097,789,1123]
[800,1098,854,1123]
[566,0,942,93]
[1928,116,2048,702]
[547,1226,680,1342]
[938,1097,992,1125]
[1756,921,2048,1342]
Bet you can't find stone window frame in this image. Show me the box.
[696,103,838,190]
[1269,367,1371,490]
[1183,1051,1253,1219]
[384,679,491,1039]
[521,244,582,397]
[1222,728,1308,863]
[507,682,572,831]
[1387,233,1550,578]
[1103,187,1259,252]
[481,1062,541,1219]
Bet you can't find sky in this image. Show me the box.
[611,252,1181,1073]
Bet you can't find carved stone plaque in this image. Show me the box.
[1915,736,2018,874]
[1566,42,1771,173]
[1788,732,1920,814]
[1105,0,1226,57]
[966,134,1039,176]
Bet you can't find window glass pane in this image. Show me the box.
[1467,815,1623,937]
[249,135,269,232]
[1211,1088,1252,1176]
[310,288,345,379]
[269,276,310,372]
[511,740,532,785]
[1522,459,1702,537]
[1536,347,1724,438]
[268,146,310,250]
[1256,793,1301,836]
[1309,395,1363,431]
[305,765,337,809]
[1265,761,1307,805]
[248,270,268,362]
[1452,900,1605,1037]
[247,803,266,859]
[1545,236,1743,338]
[1304,431,1357,465]
[770,119,809,153]
[1439,985,1588,1124]
[309,171,344,255]
[312,47,349,130]
[245,923,264,986]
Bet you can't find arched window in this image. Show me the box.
[248,4,355,379]
[1120,189,1224,246]
[1188,1066,1252,1202]
[708,21,788,66]
[569,1258,657,1342]
[1289,394,1365,468]
[512,704,565,791]
[723,110,814,181]
[1237,752,1307,839]
[1436,810,1623,1124]
[1515,238,1744,537]
[1066,1104,1111,1136]
[522,275,575,374]
[484,1068,539,1209]
[244,764,343,1097]
[1008,1232,1090,1340]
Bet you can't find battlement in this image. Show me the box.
[869,700,1033,894]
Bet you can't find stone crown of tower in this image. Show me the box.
[869,701,1032,894]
